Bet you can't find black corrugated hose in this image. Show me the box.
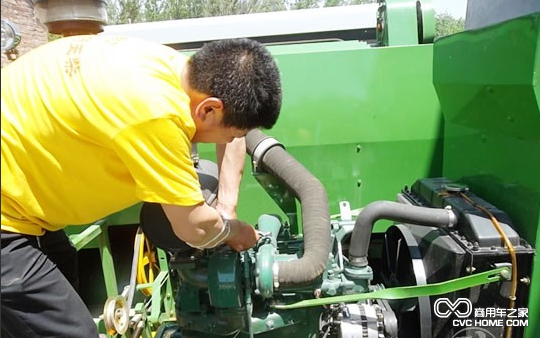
[348,200,457,267]
[246,129,331,287]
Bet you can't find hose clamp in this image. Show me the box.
[273,262,280,289]
[444,206,458,226]
[251,137,284,172]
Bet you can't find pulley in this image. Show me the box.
[103,295,130,335]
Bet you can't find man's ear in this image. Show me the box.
[194,97,224,122]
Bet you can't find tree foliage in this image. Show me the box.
[106,1,463,40]
[435,12,465,38]
[106,0,377,24]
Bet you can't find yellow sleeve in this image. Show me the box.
[111,117,204,206]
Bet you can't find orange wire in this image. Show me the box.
[458,192,517,338]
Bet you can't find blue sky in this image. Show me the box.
[433,0,468,19]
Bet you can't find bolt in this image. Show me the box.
[520,277,531,285]
[357,180,362,188]
[356,145,362,153]
[465,266,476,273]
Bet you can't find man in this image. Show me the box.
[1,35,282,337]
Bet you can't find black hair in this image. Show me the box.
[187,38,282,129]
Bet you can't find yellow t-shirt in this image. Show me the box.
[1,35,204,236]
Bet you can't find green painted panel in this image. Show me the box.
[433,13,540,338]
[442,126,540,244]
[383,0,421,46]
[434,12,540,254]
[203,42,443,226]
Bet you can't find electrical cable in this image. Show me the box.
[458,192,518,338]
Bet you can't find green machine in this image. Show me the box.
[65,1,539,338]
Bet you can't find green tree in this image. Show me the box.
[107,1,465,41]
[287,0,319,10]
[107,0,144,23]
[288,0,375,9]
[107,0,377,24]
[108,0,287,23]
[435,12,465,38]
[323,0,376,7]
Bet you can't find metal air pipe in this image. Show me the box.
[34,0,107,36]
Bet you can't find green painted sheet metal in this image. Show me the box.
[200,41,443,232]
[378,0,425,46]
[433,13,540,338]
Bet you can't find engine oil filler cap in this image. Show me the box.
[442,182,469,193]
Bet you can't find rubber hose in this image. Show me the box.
[246,129,331,286]
[348,200,457,267]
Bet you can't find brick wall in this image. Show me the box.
[1,0,48,68]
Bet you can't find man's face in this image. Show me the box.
[192,124,250,144]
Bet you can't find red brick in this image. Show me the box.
[2,1,48,67]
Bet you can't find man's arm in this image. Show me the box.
[161,202,258,252]
[161,138,254,252]
[215,137,246,219]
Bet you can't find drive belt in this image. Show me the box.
[273,266,510,310]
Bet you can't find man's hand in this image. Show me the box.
[225,219,260,252]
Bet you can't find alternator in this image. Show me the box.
[319,300,398,338]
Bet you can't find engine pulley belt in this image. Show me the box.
[273,266,510,310]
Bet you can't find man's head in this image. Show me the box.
[184,38,282,143]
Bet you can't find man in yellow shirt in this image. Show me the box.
[1,35,282,338]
